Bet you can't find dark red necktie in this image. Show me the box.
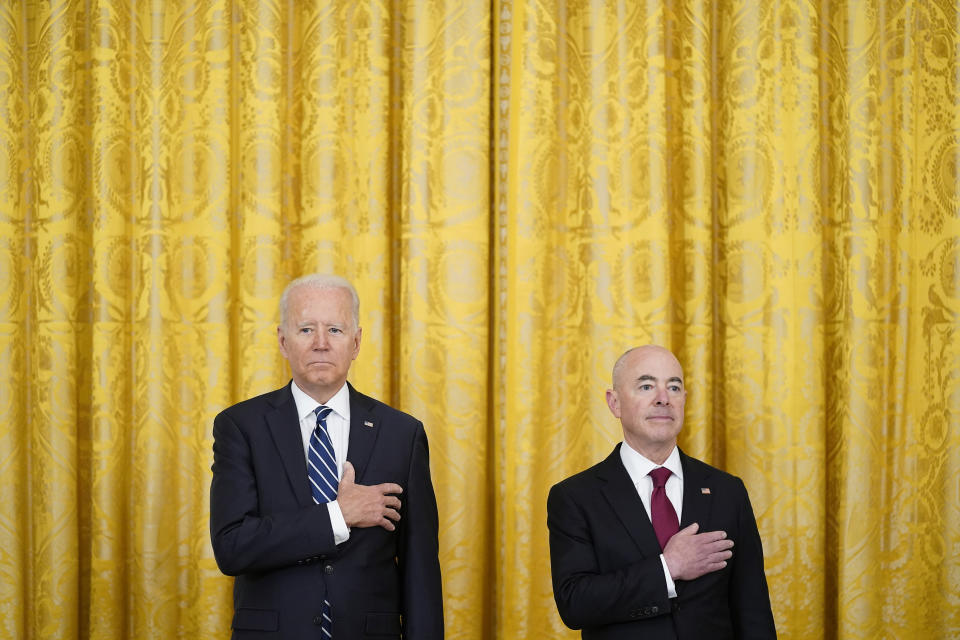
[649,467,680,550]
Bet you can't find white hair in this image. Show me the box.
[279,274,360,328]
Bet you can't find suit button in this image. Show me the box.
[651,606,658,614]
[313,616,323,625]
[324,564,334,575]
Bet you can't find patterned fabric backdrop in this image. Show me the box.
[1,0,958,638]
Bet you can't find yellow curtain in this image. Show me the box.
[1,0,957,638]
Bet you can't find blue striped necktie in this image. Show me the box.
[309,405,337,637]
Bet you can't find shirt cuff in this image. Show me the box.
[327,501,350,545]
[660,554,677,598]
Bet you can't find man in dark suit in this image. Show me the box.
[547,345,776,639]
[210,274,443,639]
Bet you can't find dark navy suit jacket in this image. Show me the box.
[547,445,776,639]
[210,382,443,639]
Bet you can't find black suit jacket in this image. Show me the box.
[210,382,444,639]
[547,445,776,639]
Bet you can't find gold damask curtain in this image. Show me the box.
[1,0,957,638]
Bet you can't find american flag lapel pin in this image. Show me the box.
[364,420,374,428]
[701,487,711,495]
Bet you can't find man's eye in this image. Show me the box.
[329,327,342,334]
[299,327,312,334]
[639,384,653,391]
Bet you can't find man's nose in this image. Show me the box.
[653,387,670,405]
[312,330,329,349]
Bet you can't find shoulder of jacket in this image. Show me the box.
[350,385,422,428]
[217,385,289,418]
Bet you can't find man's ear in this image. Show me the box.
[605,389,621,418]
[351,326,362,359]
[277,325,288,358]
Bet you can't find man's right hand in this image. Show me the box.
[663,523,734,581]
[336,461,403,531]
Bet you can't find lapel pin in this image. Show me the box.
[364,420,374,428]
[701,488,711,494]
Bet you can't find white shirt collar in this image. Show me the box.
[620,442,683,484]
[290,380,351,422]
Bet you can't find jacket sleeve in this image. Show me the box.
[209,410,338,575]
[548,482,672,629]
[396,421,445,639]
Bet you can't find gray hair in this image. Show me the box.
[279,274,360,329]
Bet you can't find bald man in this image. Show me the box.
[547,345,776,639]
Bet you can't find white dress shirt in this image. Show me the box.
[620,442,684,598]
[291,380,351,544]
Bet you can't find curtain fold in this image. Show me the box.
[393,1,493,635]
[1,0,958,638]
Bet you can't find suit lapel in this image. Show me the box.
[675,449,716,596]
[678,449,715,530]
[598,445,663,556]
[266,385,314,507]
[345,383,379,482]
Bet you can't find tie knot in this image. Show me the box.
[314,405,333,424]
[649,467,672,488]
